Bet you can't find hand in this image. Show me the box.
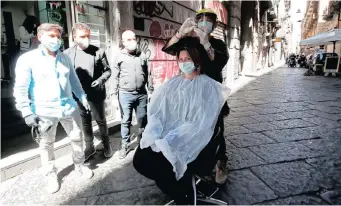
[24,114,40,127]
[193,28,210,48]
[91,80,103,88]
[81,98,91,111]
[178,17,196,37]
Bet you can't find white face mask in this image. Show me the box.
[77,37,90,49]
[41,36,61,52]
[124,40,137,51]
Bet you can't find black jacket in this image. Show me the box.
[64,45,111,102]
[113,49,153,94]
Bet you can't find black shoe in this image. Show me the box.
[84,146,96,161]
[103,141,113,158]
[119,145,129,159]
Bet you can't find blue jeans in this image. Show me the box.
[118,91,148,146]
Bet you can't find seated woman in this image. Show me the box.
[133,37,230,204]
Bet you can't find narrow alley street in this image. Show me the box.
[1,66,341,205]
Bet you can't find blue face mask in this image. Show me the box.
[41,37,61,52]
[179,62,196,74]
[198,21,213,34]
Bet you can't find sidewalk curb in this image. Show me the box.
[1,120,121,182]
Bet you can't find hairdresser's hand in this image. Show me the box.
[178,18,196,38]
[193,28,211,49]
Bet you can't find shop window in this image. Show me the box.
[38,1,69,49]
[74,1,107,49]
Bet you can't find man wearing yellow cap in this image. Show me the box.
[162,8,229,185]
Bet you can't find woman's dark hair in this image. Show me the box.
[175,37,210,74]
[22,16,38,34]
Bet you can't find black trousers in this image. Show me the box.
[77,100,109,146]
[133,125,221,204]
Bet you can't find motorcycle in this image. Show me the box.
[297,55,307,68]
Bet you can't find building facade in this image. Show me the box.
[2,0,282,139]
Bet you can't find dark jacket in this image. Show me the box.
[64,45,111,102]
[113,49,153,94]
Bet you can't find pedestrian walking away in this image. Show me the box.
[64,23,113,160]
[113,30,154,159]
[162,8,230,185]
[13,23,94,194]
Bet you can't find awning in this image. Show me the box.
[300,29,341,46]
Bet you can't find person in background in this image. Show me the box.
[113,30,154,159]
[13,23,93,194]
[162,8,230,184]
[19,15,39,52]
[64,23,113,160]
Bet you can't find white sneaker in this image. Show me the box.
[75,165,94,179]
[47,172,60,194]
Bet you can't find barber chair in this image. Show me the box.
[165,126,228,205]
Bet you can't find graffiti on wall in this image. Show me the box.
[133,1,173,18]
[148,20,179,87]
[205,0,228,25]
[133,1,200,87]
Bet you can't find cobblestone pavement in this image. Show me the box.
[1,67,341,205]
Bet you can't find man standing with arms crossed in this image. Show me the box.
[113,30,153,159]
[162,8,230,184]
[13,23,93,194]
[64,23,113,159]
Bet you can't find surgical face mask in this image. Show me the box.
[198,21,213,34]
[179,62,196,74]
[77,37,90,49]
[41,36,61,52]
[125,40,137,51]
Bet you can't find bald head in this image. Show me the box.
[122,30,137,52]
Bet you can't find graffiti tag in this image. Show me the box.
[133,1,173,18]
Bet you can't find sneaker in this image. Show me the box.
[47,172,60,194]
[75,165,94,179]
[103,141,113,158]
[119,145,129,159]
[215,160,228,184]
[84,146,96,161]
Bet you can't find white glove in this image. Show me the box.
[81,97,91,111]
[193,27,211,49]
[178,17,196,37]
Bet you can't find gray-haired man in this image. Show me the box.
[13,23,93,194]
[64,23,113,159]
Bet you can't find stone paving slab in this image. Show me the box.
[302,116,341,128]
[224,116,258,126]
[307,109,341,121]
[226,148,266,170]
[280,111,316,119]
[251,161,338,197]
[228,111,259,118]
[258,194,328,205]
[262,128,319,143]
[220,169,277,205]
[243,122,279,132]
[306,156,341,184]
[249,114,288,122]
[227,133,275,147]
[249,142,321,163]
[271,119,317,129]
[224,125,252,136]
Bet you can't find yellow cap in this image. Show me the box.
[196,8,217,16]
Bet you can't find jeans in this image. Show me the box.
[118,91,148,146]
[77,100,109,148]
[39,109,85,175]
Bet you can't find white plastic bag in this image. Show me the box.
[140,74,230,180]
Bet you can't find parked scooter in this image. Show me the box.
[297,54,307,68]
[288,55,296,67]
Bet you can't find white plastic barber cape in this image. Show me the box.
[140,74,230,180]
